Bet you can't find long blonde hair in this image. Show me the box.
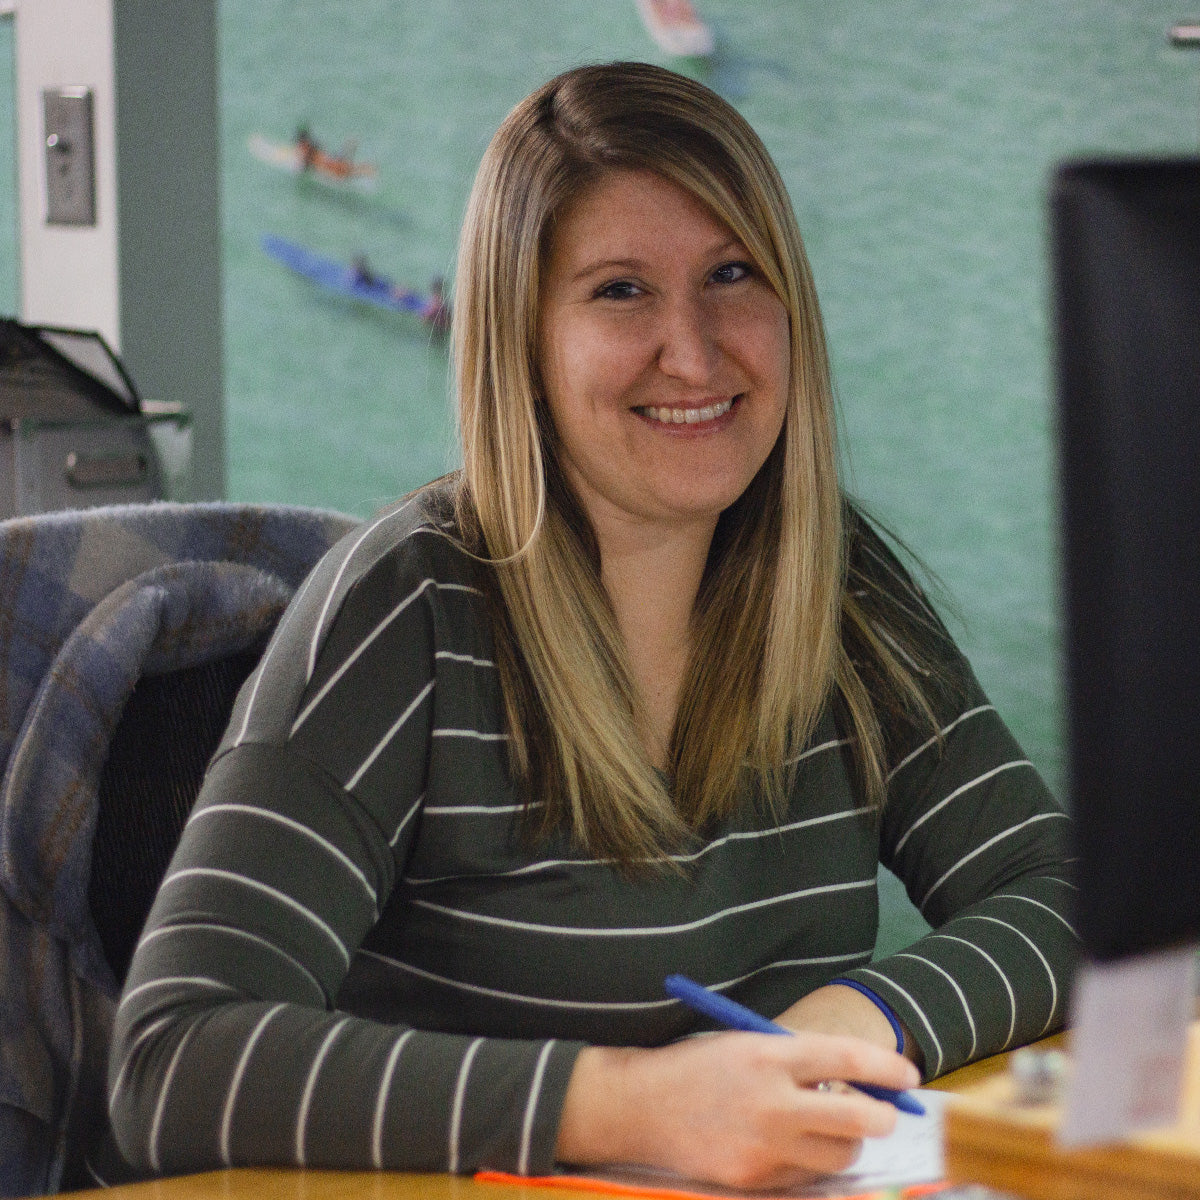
[452,62,942,863]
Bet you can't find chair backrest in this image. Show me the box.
[0,499,357,1196]
[88,642,267,983]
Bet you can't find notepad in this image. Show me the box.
[477,1088,948,1200]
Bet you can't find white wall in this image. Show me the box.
[14,0,119,339]
[13,0,225,499]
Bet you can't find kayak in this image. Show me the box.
[260,234,447,325]
[248,133,379,190]
[635,0,715,57]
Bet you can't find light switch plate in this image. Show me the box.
[43,87,96,226]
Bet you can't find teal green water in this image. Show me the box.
[3,4,1199,811]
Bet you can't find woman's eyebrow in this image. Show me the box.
[569,257,644,284]
[568,239,747,285]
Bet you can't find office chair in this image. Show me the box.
[0,500,356,1196]
[88,639,270,984]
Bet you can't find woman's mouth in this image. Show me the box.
[634,396,737,426]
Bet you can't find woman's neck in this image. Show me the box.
[594,516,716,771]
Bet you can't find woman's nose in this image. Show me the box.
[655,294,719,384]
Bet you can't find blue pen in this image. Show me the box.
[664,973,925,1117]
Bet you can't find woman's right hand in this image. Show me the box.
[555,1030,921,1191]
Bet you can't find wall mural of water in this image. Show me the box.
[2,6,1198,903]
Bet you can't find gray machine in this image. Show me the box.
[0,320,190,519]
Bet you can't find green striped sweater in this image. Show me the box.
[107,479,1076,1178]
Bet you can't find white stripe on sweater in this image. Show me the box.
[435,650,496,667]
[295,1018,350,1165]
[411,878,874,939]
[919,812,1069,911]
[346,679,435,790]
[892,951,978,1060]
[1041,875,1079,891]
[403,805,865,885]
[993,892,1079,938]
[148,1024,197,1174]
[886,705,994,782]
[162,867,350,967]
[518,1042,556,1176]
[785,737,851,766]
[305,498,421,683]
[390,793,425,846]
[293,577,437,733]
[358,947,873,1012]
[962,914,1060,1035]
[191,804,378,915]
[422,801,541,815]
[856,968,944,1078]
[926,932,1017,1049]
[234,562,327,746]
[371,1031,414,1168]
[894,760,1033,855]
[447,1039,484,1174]
[117,974,238,1014]
[431,728,509,742]
[136,922,326,1003]
[220,1004,287,1165]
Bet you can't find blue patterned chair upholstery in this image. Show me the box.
[0,501,355,1195]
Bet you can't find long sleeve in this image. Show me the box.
[836,528,1079,1079]
[106,745,582,1177]
[107,495,585,1178]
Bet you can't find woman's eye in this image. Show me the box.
[595,279,642,301]
[711,261,753,285]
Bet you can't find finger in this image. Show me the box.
[788,1086,900,1141]
[700,1132,866,1193]
[783,1131,866,1178]
[776,1031,921,1091]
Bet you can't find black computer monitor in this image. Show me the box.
[1050,158,1200,963]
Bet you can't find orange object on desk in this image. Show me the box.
[475,1169,952,1200]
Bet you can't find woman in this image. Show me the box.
[108,62,1075,1190]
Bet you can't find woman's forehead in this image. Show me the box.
[545,168,740,265]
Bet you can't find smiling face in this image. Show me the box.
[537,168,791,549]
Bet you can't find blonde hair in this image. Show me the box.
[452,61,941,863]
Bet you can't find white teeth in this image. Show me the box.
[641,398,733,425]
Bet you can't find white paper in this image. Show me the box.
[831,1087,945,1192]
[1059,943,1197,1146]
[566,1088,946,1198]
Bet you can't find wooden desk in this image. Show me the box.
[943,1025,1200,1200]
[80,1169,490,1200]
[929,1033,1064,1094]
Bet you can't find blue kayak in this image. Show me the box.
[260,233,433,316]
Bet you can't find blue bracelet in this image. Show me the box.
[828,977,906,1054]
